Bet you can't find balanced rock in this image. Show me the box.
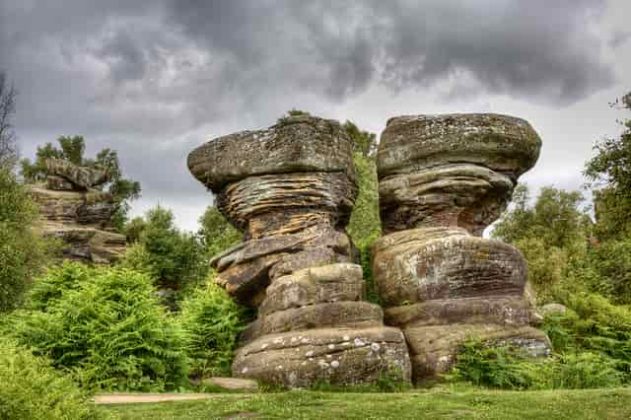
[188,115,411,387]
[28,159,124,264]
[373,113,550,382]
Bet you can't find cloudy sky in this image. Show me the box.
[1,0,630,231]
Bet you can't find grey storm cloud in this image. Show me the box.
[0,0,620,212]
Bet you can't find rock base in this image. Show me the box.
[233,327,411,388]
[404,324,550,382]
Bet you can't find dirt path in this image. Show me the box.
[93,393,219,405]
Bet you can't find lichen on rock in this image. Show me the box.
[373,113,550,383]
[187,115,411,387]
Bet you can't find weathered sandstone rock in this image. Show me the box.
[188,115,411,387]
[28,159,124,264]
[233,327,410,388]
[45,158,110,190]
[374,113,550,382]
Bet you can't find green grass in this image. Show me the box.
[104,387,631,419]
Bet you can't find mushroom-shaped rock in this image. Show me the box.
[187,115,411,388]
[373,113,549,383]
[378,114,541,235]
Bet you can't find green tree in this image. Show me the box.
[0,168,54,312]
[20,136,141,230]
[197,206,241,258]
[122,207,207,293]
[492,185,591,300]
[585,92,631,240]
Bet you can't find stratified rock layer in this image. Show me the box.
[188,115,411,387]
[374,114,550,382]
[28,160,125,264]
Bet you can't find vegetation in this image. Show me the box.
[197,206,241,259]
[585,93,631,241]
[104,388,631,419]
[0,168,55,312]
[6,263,188,391]
[0,71,17,168]
[179,277,245,378]
[20,136,141,230]
[0,337,109,420]
[451,340,622,390]
[122,207,207,294]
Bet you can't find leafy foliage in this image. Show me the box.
[122,207,207,293]
[542,292,631,381]
[197,206,241,258]
[179,277,245,377]
[451,340,622,390]
[20,135,141,230]
[8,263,188,391]
[0,168,55,312]
[0,337,109,420]
[585,92,631,240]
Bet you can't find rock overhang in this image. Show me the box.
[187,115,356,192]
[377,113,542,181]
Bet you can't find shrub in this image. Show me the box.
[0,338,109,420]
[10,262,188,391]
[179,277,245,377]
[450,340,623,390]
[0,168,53,312]
[450,341,534,389]
[542,292,631,380]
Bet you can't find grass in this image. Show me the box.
[104,386,631,419]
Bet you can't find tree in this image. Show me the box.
[21,136,141,230]
[493,185,591,251]
[0,71,17,168]
[0,168,54,312]
[197,206,241,258]
[492,185,592,301]
[585,92,631,241]
[122,207,207,293]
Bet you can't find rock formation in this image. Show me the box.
[188,115,411,387]
[373,114,550,382]
[29,158,125,263]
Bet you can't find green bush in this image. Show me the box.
[542,293,631,380]
[0,168,53,312]
[179,277,245,377]
[9,262,188,391]
[451,340,623,390]
[0,338,109,420]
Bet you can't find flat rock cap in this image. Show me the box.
[188,115,355,192]
[377,113,542,179]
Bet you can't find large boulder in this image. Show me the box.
[187,115,411,388]
[373,113,549,382]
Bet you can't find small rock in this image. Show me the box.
[201,377,258,392]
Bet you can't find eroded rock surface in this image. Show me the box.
[188,115,411,387]
[29,160,124,264]
[374,113,550,382]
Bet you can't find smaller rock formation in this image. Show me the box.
[373,114,550,382]
[29,158,125,263]
[188,115,411,387]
